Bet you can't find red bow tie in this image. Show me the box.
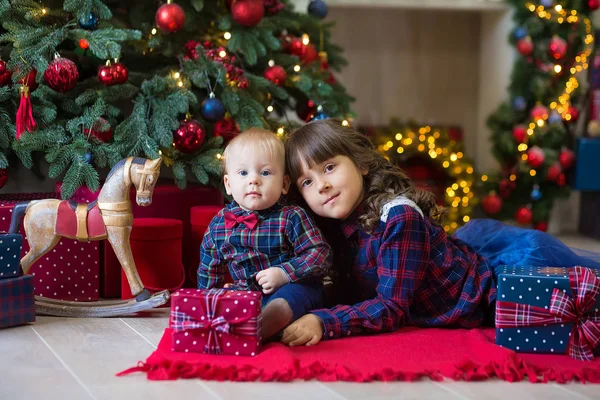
[224,211,259,230]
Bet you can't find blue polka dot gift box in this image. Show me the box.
[495,266,600,361]
[0,233,22,280]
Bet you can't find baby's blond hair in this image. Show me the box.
[221,128,285,174]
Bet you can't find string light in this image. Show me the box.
[302,34,310,46]
[342,120,349,127]
[151,28,157,35]
[293,65,301,72]
[266,105,274,112]
[378,125,476,233]
[224,32,231,40]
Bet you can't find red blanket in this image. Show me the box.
[118,327,600,383]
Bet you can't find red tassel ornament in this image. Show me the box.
[16,85,36,140]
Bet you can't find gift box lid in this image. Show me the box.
[131,218,183,241]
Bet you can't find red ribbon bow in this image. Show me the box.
[224,211,259,230]
[496,266,600,360]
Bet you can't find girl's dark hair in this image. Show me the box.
[285,119,445,233]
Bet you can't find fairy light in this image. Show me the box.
[293,65,301,72]
[268,59,275,67]
[41,8,47,14]
[224,32,231,40]
[219,50,227,58]
[342,120,349,127]
[267,105,274,112]
[173,72,180,79]
[377,125,475,233]
[216,153,222,160]
[177,81,183,87]
[277,127,285,136]
[302,34,310,45]
[151,28,157,35]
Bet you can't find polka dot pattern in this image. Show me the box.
[495,266,597,355]
[17,225,101,301]
[169,289,262,357]
[0,234,23,278]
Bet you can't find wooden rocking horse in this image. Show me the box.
[8,156,170,317]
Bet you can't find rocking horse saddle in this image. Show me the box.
[55,200,107,241]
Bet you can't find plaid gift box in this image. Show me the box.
[0,234,23,280]
[495,265,600,360]
[0,275,35,328]
[169,288,262,356]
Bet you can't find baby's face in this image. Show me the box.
[224,146,290,211]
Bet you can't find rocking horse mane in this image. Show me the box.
[106,157,147,183]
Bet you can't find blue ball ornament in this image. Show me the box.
[549,111,562,124]
[79,12,99,30]
[514,27,528,40]
[200,94,226,123]
[512,96,527,111]
[308,0,328,19]
[540,0,554,7]
[84,152,93,164]
[311,105,329,121]
[531,186,542,201]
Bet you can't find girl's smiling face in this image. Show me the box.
[295,155,366,220]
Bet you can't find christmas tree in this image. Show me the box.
[0,0,353,198]
[481,0,596,231]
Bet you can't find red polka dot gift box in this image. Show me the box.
[169,288,262,356]
[0,193,100,302]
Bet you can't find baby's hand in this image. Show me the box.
[256,268,289,294]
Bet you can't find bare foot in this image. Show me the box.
[261,298,293,341]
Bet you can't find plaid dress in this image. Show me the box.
[312,198,496,340]
[198,200,331,291]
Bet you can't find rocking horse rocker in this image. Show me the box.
[8,157,170,317]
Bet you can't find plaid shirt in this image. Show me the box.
[198,200,331,291]
[312,201,496,340]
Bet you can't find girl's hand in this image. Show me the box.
[281,314,323,346]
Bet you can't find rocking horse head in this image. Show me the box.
[123,157,162,206]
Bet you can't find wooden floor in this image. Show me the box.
[2,234,600,400]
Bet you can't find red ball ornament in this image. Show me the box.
[20,69,38,91]
[559,148,575,170]
[589,0,600,11]
[482,193,503,215]
[546,163,562,181]
[527,146,545,168]
[534,221,548,232]
[79,39,89,49]
[264,65,287,86]
[112,62,128,84]
[531,104,549,121]
[549,36,568,60]
[0,60,12,87]
[84,118,113,142]
[517,36,534,56]
[513,125,527,143]
[0,168,8,190]
[214,117,240,143]
[43,56,79,93]
[98,64,114,86]
[155,3,186,33]
[566,105,579,122]
[296,99,316,122]
[231,0,264,27]
[173,119,206,154]
[515,206,533,225]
